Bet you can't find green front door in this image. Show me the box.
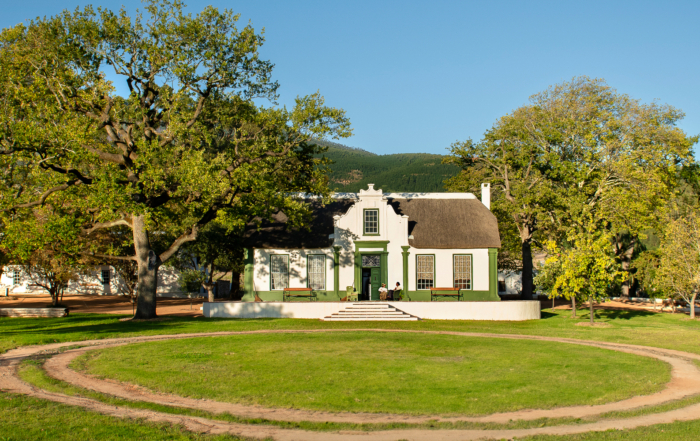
[370,267,381,300]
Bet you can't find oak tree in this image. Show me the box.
[0,1,351,318]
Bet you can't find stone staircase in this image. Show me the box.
[322,303,419,321]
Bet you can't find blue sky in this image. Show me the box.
[3,0,699,155]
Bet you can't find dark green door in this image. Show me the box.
[370,267,381,301]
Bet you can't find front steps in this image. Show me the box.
[321,303,419,321]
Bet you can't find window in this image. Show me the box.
[416,255,434,290]
[102,269,111,285]
[12,270,20,286]
[453,255,472,289]
[361,255,380,267]
[498,280,507,293]
[270,255,289,290]
[307,255,325,290]
[364,209,379,235]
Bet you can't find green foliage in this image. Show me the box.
[317,144,459,192]
[446,77,697,299]
[0,1,351,317]
[656,209,700,317]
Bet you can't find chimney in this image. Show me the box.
[481,183,491,210]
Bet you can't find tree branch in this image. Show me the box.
[5,180,81,211]
[83,219,132,235]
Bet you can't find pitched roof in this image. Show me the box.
[387,198,501,249]
[243,196,501,250]
[243,199,355,249]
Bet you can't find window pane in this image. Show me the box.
[454,255,471,289]
[13,270,20,285]
[271,255,289,290]
[361,255,380,267]
[102,269,111,285]
[416,255,434,290]
[308,255,325,290]
[364,209,378,234]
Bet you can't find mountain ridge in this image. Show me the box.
[312,140,459,193]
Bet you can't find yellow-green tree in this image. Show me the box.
[546,218,622,324]
[446,77,695,301]
[657,210,700,319]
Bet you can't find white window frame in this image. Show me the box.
[416,255,434,290]
[364,209,379,235]
[453,254,472,290]
[270,254,290,290]
[12,270,21,286]
[307,255,326,290]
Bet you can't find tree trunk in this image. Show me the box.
[589,295,595,324]
[521,238,534,300]
[205,283,216,303]
[691,291,698,320]
[619,237,636,300]
[133,215,160,319]
[572,296,577,318]
[50,286,59,306]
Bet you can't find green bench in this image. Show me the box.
[430,287,462,301]
[283,288,317,302]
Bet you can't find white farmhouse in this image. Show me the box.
[241,183,501,302]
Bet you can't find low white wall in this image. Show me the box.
[203,301,540,321]
[204,302,347,319]
[388,301,540,321]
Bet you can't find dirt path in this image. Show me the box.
[3,330,700,440]
[0,293,204,316]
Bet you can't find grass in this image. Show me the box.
[74,332,669,415]
[518,420,700,440]
[1,308,698,357]
[0,393,248,441]
[1,307,700,440]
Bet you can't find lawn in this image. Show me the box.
[1,307,699,440]
[75,332,669,415]
[0,393,244,441]
[1,308,699,356]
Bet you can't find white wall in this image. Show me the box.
[203,300,541,321]
[498,271,523,295]
[252,248,334,291]
[1,265,190,297]
[407,248,489,291]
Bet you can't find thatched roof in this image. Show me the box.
[388,198,501,249]
[243,199,355,249]
[243,197,500,250]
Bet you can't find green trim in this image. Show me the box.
[333,246,341,298]
[415,254,435,290]
[401,246,410,299]
[269,254,290,291]
[252,290,338,302]
[362,208,380,236]
[306,254,326,290]
[453,254,473,290]
[488,248,500,301]
[404,290,496,301]
[354,240,389,251]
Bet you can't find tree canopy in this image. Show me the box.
[0,0,351,318]
[445,77,696,300]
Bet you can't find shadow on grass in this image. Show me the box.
[595,309,656,321]
[0,314,276,347]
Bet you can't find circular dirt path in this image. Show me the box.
[3,329,700,441]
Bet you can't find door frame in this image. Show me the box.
[353,241,389,301]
